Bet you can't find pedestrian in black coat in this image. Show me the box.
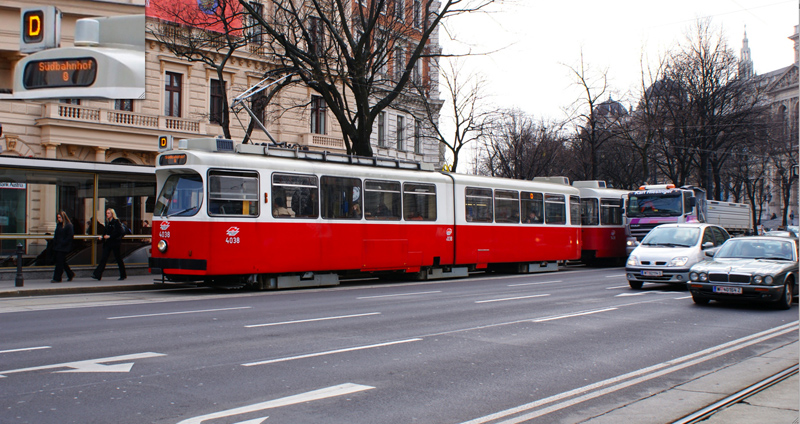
[51,211,75,283]
[91,208,127,281]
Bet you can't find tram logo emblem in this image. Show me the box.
[160,221,170,231]
[226,227,240,237]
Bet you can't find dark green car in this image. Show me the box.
[688,236,798,310]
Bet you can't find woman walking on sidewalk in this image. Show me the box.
[91,208,127,281]
[51,211,75,283]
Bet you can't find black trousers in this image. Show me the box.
[93,243,126,279]
[52,251,73,282]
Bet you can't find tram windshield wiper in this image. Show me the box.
[167,206,198,217]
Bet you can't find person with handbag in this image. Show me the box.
[51,211,75,283]
[91,208,127,281]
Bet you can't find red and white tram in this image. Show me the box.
[573,181,628,265]
[149,138,582,289]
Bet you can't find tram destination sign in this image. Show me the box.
[22,57,97,89]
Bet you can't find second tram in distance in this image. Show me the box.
[149,137,584,289]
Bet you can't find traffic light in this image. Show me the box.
[20,6,61,54]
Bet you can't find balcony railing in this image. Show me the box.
[42,103,206,135]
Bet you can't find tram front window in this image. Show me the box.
[154,173,203,217]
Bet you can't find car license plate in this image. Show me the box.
[713,286,743,294]
[641,270,662,277]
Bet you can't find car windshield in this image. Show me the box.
[716,239,796,260]
[641,227,699,247]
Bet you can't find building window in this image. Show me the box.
[165,72,182,117]
[413,0,421,28]
[59,99,80,105]
[114,99,133,111]
[210,79,225,125]
[246,2,264,45]
[396,115,405,151]
[311,95,327,134]
[394,47,404,80]
[414,119,421,153]
[395,0,405,21]
[378,112,386,147]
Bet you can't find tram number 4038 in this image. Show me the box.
[226,237,241,244]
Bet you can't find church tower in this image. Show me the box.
[739,26,754,78]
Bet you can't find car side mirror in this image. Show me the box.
[702,241,714,249]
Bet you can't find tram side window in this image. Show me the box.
[521,192,543,224]
[208,171,259,217]
[272,173,319,218]
[322,176,362,219]
[600,199,623,225]
[581,198,599,226]
[495,190,520,223]
[545,194,566,225]
[404,183,437,221]
[364,180,401,220]
[465,187,492,222]
[570,195,581,225]
[154,173,203,217]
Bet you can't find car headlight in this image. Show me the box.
[669,256,689,267]
[157,239,168,253]
[699,272,707,281]
[627,255,639,267]
[690,272,699,281]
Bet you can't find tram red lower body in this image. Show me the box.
[152,220,581,277]
[580,226,627,260]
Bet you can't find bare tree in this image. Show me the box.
[564,51,622,181]
[478,109,570,180]
[240,0,495,156]
[147,0,256,139]
[412,58,491,172]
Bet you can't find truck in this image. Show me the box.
[624,184,752,254]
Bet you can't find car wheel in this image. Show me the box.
[629,281,643,290]
[692,294,710,305]
[775,280,793,310]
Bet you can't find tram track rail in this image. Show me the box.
[672,364,799,424]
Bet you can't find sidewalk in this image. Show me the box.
[0,268,165,298]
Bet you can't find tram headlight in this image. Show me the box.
[157,239,168,253]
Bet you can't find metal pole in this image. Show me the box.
[15,242,23,287]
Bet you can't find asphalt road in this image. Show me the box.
[0,266,797,424]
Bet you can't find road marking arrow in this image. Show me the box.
[0,352,165,378]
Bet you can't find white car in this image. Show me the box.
[625,223,731,289]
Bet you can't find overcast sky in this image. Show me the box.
[439,0,798,122]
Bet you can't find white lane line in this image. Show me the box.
[245,312,381,328]
[242,338,423,367]
[605,274,626,278]
[606,285,631,289]
[531,308,618,322]
[461,321,799,424]
[176,383,374,424]
[357,291,441,300]
[107,306,252,320]
[0,346,51,354]
[507,281,562,287]
[475,294,551,304]
[674,295,692,300]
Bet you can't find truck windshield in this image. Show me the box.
[627,193,683,218]
[154,173,203,217]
